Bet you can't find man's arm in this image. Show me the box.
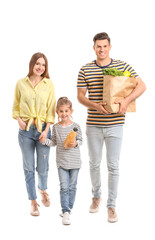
[77,88,110,114]
[115,77,146,114]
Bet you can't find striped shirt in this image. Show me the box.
[77,59,138,127]
[44,122,82,169]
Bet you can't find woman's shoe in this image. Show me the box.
[39,189,50,207]
[30,202,40,216]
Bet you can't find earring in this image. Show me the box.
[69,115,73,120]
[58,116,61,122]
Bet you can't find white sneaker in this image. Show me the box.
[62,212,71,225]
[60,209,72,217]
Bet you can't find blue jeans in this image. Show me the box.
[86,125,123,208]
[58,167,79,213]
[18,123,51,200]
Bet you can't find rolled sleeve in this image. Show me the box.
[46,81,56,123]
[12,82,20,119]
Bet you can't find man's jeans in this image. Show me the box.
[18,123,51,200]
[58,167,79,213]
[86,125,123,208]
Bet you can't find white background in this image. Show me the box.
[0,0,155,239]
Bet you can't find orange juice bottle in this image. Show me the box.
[63,128,78,149]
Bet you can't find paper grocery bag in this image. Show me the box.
[103,75,137,113]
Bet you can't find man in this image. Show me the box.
[77,32,146,223]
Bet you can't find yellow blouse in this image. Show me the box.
[12,77,56,132]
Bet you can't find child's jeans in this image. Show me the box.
[18,123,51,200]
[58,167,79,213]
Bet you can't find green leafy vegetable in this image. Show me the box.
[102,68,124,76]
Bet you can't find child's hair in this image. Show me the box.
[56,97,72,111]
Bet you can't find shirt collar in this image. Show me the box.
[25,76,48,83]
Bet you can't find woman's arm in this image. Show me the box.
[39,122,51,143]
[17,117,27,130]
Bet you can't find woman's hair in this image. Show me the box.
[27,52,50,78]
[56,97,72,111]
[93,32,111,45]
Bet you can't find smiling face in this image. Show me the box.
[57,104,73,124]
[93,39,111,62]
[32,57,46,77]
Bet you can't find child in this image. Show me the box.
[43,97,82,225]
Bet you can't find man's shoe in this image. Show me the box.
[39,190,50,207]
[30,202,40,216]
[62,212,71,225]
[108,207,118,223]
[89,197,101,213]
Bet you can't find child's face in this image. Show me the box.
[57,104,73,123]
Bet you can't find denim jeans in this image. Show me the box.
[58,167,79,213]
[86,125,123,208]
[18,123,51,200]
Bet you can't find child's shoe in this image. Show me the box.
[62,212,71,225]
[60,209,72,217]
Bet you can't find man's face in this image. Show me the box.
[93,39,111,61]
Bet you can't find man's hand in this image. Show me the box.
[96,102,110,114]
[115,98,130,114]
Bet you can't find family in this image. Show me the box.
[12,32,146,225]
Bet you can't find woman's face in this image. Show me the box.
[33,57,46,76]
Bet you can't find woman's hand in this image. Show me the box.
[39,123,51,143]
[39,130,48,143]
[17,117,27,130]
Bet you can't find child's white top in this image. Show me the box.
[44,122,82,169]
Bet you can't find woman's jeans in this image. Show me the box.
[58,167,79,213]
[18,123,51,200]
[86,125,123,208]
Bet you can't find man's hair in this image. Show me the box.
[93,32,111,45]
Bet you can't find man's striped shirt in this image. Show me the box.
[77,59,138,127]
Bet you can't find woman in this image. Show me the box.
[12,52,56,216]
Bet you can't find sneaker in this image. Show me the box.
[108,207,118,223]
[30,202,40,216]
[62,212,71,225]
[60,209,72,217]
[89,197,101,213]
[39,190,50,207]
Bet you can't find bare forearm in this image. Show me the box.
[77,88,109,114]
[77,92,98,109]
[44,122,51,133]
[126,77,146,104]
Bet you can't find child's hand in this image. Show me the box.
[66,141,78,149]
